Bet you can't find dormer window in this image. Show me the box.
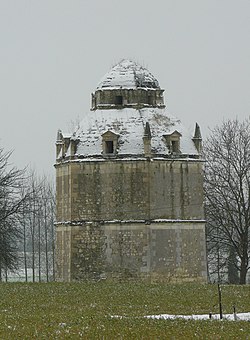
[102,130,119,156]
[163,131,182,154]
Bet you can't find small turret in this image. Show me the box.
[192,123,202,153]
[143,122,152,157]
[56,129,63,158]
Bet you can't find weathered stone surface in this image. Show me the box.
[57,159,204,223]
[55,60,207,282]
[55,222,206,282]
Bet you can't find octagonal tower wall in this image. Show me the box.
[56,158,204,223]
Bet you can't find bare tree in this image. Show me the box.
[37,176,56,281]
[0,148,28,277]
[0,147,56,282]
[204,119,250,284]
[18,171,55,282]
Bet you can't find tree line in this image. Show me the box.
[0,149,55,282]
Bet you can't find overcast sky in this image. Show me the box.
[0,0,249,175]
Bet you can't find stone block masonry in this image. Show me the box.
[56,221,207,282]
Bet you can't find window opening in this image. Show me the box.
[115,96,123,105]
[148,96,153,105]
[171,140,179,153]
[105,141,114,154]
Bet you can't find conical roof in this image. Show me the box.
[96,59,160,90]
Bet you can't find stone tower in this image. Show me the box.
[55,60,207,282]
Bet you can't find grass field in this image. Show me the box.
[0,282,249,339]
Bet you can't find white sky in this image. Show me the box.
[0,0,249,175]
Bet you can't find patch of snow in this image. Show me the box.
[111,312,250,322]
[96,60,160,90]
[144,312,250,321]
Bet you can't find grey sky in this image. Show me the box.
[0,0,249,174]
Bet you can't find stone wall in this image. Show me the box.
[56,225,72,281]
[55,158,206,282]
[56,159,204,223]
[56,222,207,282]
[92,88,165,110]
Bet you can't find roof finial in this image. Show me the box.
[192,123,202,154]
[56,129,62,142]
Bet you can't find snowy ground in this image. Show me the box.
[112,312,250,321]
[145,312,250,321]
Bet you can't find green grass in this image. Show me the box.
[0,282,249,339]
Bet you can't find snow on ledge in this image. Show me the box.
[55,219,206,226]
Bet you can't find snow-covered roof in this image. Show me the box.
[96,60,160,90]
[70,107,198,157]
[57,60,200,160]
